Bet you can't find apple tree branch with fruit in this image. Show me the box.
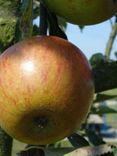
[0,0,117,156]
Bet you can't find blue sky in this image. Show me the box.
[35,17,117,60]
[66,18,117,60]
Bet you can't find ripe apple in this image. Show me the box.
[0,36,94,145]
[44,0,117,25]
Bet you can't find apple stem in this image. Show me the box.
[39,0,68,39]
[46,11,67,40]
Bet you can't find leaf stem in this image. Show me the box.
[39,2,48,35]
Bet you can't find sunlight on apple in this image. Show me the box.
[21,61,35,73]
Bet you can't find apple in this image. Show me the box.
[0,36,94,145]
[44,0,117,25]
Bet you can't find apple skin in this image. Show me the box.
[44,0,117,25]
[0,36,94,145]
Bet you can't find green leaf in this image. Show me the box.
[92,105,117,114]
[17,147,45,156]
[90,53,106,68]
[32,24,39,36]
[33,0,40,19]
[18,146,75,156]
[86,130,105,146]
[68,133,89,148]
[94,94,117,103]
[99,88,117,97]
[78,25,85,32]
[18,144,116,156]
[44,148,74,156]
[58,16,67,30]
[115,51,117,59]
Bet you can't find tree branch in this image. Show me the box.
[105,16,117,59]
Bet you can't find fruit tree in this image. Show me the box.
[0,0,117,156]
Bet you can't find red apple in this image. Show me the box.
[0,36,94,145]
[44,0,117,25]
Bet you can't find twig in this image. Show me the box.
[105,16,117,59]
